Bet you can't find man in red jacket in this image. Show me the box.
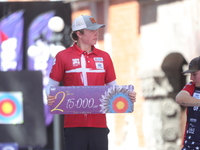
[46,15,136,150]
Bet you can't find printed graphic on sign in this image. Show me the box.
[0,92,23,124]
[0,142,18,150]
[50,85,134,114]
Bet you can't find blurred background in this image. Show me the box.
[0,0,199,150]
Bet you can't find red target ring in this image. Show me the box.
[112,97,128,113]
[0,99,16,117]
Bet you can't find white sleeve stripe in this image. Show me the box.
[45,78,60,96]
[106,80,117,86]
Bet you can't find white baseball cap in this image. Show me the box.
[72,15,105,31]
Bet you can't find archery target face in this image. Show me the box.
[0,92,23,124]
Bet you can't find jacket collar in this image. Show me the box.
[73,43,98,55]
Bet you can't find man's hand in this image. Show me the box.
[47,95,55,105]
[129,91,136,102]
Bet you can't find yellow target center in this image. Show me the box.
[116,101,125,110]
[2,102,13,114]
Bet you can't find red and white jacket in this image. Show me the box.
[49,43,116,128]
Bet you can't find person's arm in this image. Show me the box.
[45,78,60,105]
[106,80,117,86]
[176,90,200,106]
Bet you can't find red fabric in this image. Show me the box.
[182,82,195,96]
[50,43,116,128]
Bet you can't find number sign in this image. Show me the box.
[50,85,134,114]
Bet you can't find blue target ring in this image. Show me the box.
[0,93,22,122]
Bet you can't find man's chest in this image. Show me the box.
[64,55,105,71]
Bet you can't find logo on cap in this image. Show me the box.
[90,18,97,24]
